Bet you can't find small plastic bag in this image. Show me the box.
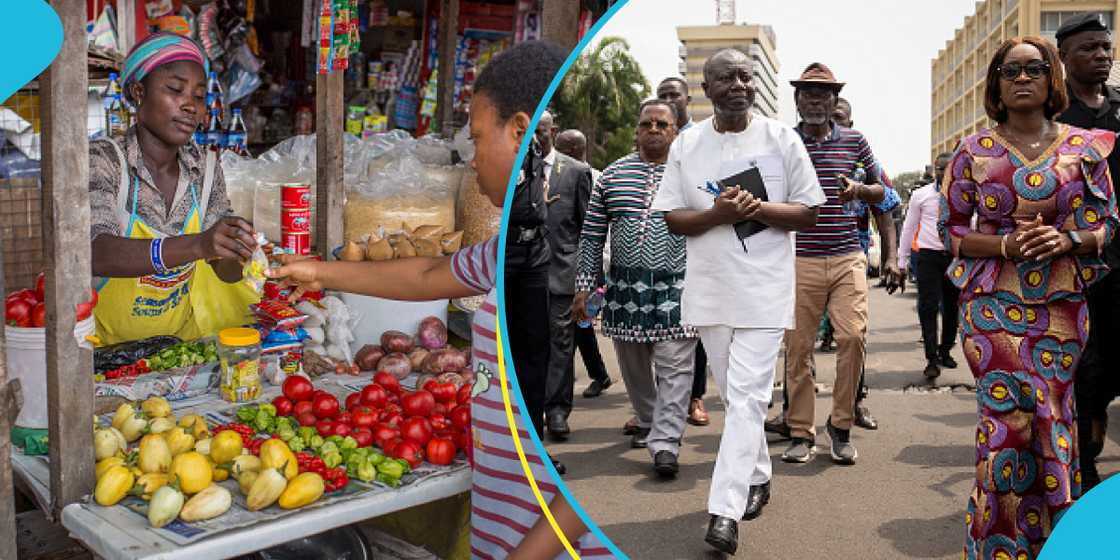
[243,232,270,293]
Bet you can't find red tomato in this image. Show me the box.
[271,396,294,417]
[5,297,32,326]
[89,287,98,307]
[429,414,451,432]
[384,413,405,428]
[426,437,456,466]
[449,405,471,430]
[372,423,399,448]
[297,412,318,427]
[294,400,314,418]
[9,289,37,306]
[34,273,44,302]
[382,437,402,457]
[344,392,362,411]
[430,382,457,404]
[432,403,448,417]
[422,379,438,392]
[457,384,471,405]
[393,440,423,468]
[315,418,335,437]
[75,301,94,322]
[373,371,401,394]
[360,384,388,408]
[336,411,353,426]
[387,392,400,405]
[382,403,403,417]
[312,393,340,419]
[351,407,377,429]
[31,303,45,328]
[283,375,314,402]
[333,422,352,437]
[351,427,373,448]
[401,390,435,418]
[400,417,433,446]
[455,429,472,455]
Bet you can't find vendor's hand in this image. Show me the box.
[198,216,257,262]
[267,254,324,302]
[572,291,591,324]
[1016,214,1071,261]
[883,261,906,295]
[837,175,863,203]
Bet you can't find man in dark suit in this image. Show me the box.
[539,111,595,440]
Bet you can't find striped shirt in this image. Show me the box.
[452,236,611,560]
[795,124,882,257]
[575,153,694,343]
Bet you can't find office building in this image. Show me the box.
[676,23,780,120]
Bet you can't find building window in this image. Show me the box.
[1040,11,1114,42]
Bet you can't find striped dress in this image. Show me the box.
[795,124,882,257]
[452,236,612,559]
[575,153,695,343]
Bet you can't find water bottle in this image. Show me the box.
[843,164,867,217]
[102,72,121,112]
[204,107,225,151]
[206,71,225,122]
[105,94,129,139]
[578,286,607,328]
[225,108,249,156]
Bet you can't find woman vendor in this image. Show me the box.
[89,32,259,345]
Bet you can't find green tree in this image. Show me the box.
[552,37,650,170]
[891,171,927,202]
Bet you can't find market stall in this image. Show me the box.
[1,1,616,558]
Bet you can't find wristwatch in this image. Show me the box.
[1067,230,1082,252]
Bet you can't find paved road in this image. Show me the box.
[550,287,1120,559]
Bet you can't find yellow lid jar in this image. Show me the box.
[217,328,262,403]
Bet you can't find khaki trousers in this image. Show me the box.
[785,251,869,436]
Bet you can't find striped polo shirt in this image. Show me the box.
[452,236,612,560]
[795,123,882,257]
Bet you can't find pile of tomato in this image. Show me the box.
[5,272,98,327]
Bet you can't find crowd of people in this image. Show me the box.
[502,12,1120,558]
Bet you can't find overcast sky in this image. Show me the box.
[592,0,981,174]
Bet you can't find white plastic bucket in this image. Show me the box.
[5,316,96,429]
[339,294,448,348]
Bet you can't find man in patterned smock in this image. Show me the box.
[573,99,698,477]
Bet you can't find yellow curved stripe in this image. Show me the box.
[495,322,581,558]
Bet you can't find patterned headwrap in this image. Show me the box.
[120,32,209,104]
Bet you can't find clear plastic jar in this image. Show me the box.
[218,328,262,402]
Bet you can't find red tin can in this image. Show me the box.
[281,183,311,209]
[282,232,311,255]
[281,208,312,234]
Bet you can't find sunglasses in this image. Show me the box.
[638,120,673,131]
[996,61,1051,81]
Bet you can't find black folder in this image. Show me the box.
[715,166,769,240]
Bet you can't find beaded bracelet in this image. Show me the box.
[150,238,169,275]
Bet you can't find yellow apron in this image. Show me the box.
[93,139,259,345]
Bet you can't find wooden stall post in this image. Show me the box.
[0,238,17,560]
[541,0,581,52]
[116,0,136,53]
[316,72,345,256]
[42,0,95,517]
[436,0,460,137]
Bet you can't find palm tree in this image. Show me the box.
[552,36,650,170]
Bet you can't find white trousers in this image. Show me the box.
[698,326,784,519]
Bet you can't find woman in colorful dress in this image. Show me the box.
[269,41,613,559]
[939,36,1118,558]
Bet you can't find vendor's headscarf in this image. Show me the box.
[120,32,209,104]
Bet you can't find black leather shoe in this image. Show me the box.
[582,378,612,398]
[923,360,941,380]
[764,417,791,440]
[704,515,738,555]
[742,481,770,520]
[631,427,651,449]
[653,450,679,477]
[939,353,958,369]
[551,457,567,476]
[547,414,570,441]
[854,405,879,430]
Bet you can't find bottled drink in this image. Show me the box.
[102,72,121,112]
[206,71,224,122]
[577,286,607,329]
[225,108,249,156]
[204,107,225,151]
[105,94,129,139]
[843,163,867,217]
